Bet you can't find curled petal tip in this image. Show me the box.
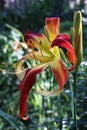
[51,34,77,71]
[22,116,29,121]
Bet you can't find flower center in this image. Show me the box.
[28,39,43,57]
[51,46,60,58]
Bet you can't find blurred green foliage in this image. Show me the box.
[0,0,87,129]
[0,0,54,32]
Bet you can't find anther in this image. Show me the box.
[28,39,34,49]
[39,41,43,56]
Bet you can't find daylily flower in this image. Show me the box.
[15,17,77,120]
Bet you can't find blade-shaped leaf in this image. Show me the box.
[0,110,25,130]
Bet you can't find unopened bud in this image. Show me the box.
[73,11,83,65]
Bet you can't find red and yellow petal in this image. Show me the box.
[24,32,52,56]
[15,51,54,81]
[35,58,68,96]
[51,59,68,92]
[46,17,60,42]
[51,34,77,71]
[19,63,48,119]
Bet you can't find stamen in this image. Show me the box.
[27,39,44,59]
[39,41,42,45]
[27,39,36,59]
[39,41,43,56]
[28,39,34,49]
[32,48,36,59]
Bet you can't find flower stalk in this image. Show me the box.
[73,71,78,130]
[70,11,83,130]
[70,70,78,130]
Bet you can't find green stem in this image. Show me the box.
[73,72,78,130]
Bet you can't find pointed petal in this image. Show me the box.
[15,53,32,81]
[51,34,77,70]
[55,34,71,43]
[46,17,60,42]
[35,59,68,96]
[51,59,68,91]
[15,52,54,81]
[19,63,48,119]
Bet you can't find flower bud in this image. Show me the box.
[73,11,83,65]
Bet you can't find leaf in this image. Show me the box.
[0,110,25,130]
[5,24,24,42]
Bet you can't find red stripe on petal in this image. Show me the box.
[51,34,77,70]
[46,17,60,34]
[24,32,47,44]
[46,17,60,42]
[51,59,68,92]
[24,31,33,42]
[55,34,71,43]
[19,63,48,119]
[24,32,52,55]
